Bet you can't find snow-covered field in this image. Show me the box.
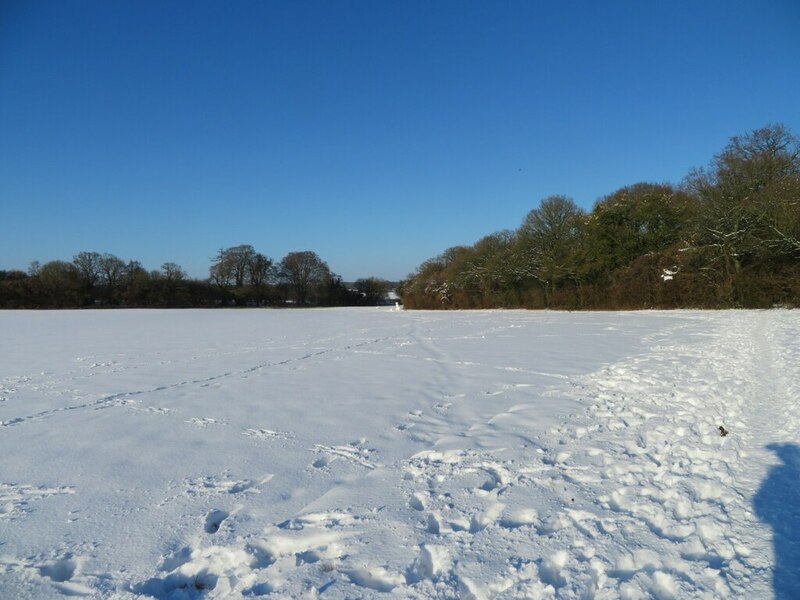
[1,308,798,599]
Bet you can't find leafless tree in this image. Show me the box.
[279,251,330,304]
[98,253,126,301]
[210,245,267,287]
[72,251,102,289]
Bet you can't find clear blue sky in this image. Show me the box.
[1,1,798,281]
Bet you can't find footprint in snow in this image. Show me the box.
[185,417,225,428]
[204,509,229,534]
[312,456,331,469]
[160,474,273,505]
[0,552,96,597]
[39,556,79,583]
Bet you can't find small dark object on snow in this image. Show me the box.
[719,425,729,437]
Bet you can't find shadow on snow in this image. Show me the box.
[754,443,800,599]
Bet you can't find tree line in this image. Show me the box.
[0,247,392,308]
[399,124,800,309]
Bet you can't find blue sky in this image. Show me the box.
[1,1,798,281]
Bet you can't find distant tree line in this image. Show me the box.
[400,124,800,309]
[0,247,392,309]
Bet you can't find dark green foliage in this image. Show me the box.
[579,184,692,279]
[354,277,392,305]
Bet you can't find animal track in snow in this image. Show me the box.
[277,510,359,531]
[0,482,76,521]
[1,393,139,427]
[0,382,17,402]
[311,440,380,470]
[185,417,225,428]
[127,404,172,415]
[185,475,271,495]
[160,473,273,506]
[242,428,293,442]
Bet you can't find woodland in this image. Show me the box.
[400,124,800,309]
[0,248,391,308]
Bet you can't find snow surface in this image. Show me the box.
[1,308,798,599]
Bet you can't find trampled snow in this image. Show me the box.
[1,308,798,599]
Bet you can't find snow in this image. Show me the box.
[1,308,798,599]
[660,267,678,282]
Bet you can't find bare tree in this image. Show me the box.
[279,251,330,305]
[683,124,800,301]
[209,245,263,287]
[712,123,800,197]
[209,248,233,287]
[98,253,126,302]
[248,253,274,286]
[72,251,102,289]
[161,262,186,282]
[124,260,146,285]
